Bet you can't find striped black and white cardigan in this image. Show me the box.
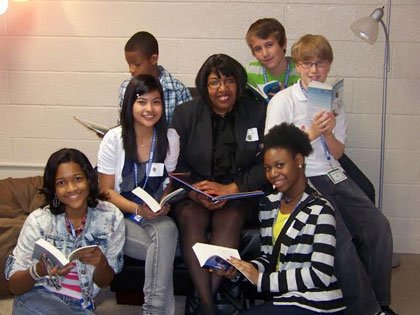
[251,184,346,313]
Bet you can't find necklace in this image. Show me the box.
[65,213,87,237]
[282,191,304,204]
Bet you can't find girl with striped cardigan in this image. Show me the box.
[223,123,346,314]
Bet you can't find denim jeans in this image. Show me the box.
[124,216,178,315]
[310,175,393,315]
[13,286,94,315]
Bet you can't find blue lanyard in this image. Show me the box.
[134,128,156,189]
[263,58,291,88]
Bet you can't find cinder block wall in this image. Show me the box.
[0,0,419,253]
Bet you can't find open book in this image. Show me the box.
[247,81,281,103]
[73,116,109,137]
[132,187,186,213]
[192,242,240,271]
[307,79,344,118]
[33,238,98,267]
[169,173,264,202]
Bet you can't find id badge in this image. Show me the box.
[149,163,164,177]
[129,214,144,224]
[246,128,259,142]
[327,168,347,184]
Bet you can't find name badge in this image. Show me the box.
[245,128,259,142]
[327,168,347,184]
[149,163,164,177]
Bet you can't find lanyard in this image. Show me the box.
[134,128,156,189]
[263,58,291,88]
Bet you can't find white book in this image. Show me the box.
[131,187,185,213]
[32,238,98,267]
[73,116,109,137]
[307,79,344,118]
[192,242,240,271]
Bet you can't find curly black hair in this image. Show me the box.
[40,148,106,215]
[263,122,313,158]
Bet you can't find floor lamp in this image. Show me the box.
[350,3,399,267]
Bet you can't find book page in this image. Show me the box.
[132,187,161,212]
[33,238,69,267]
[192,243,240,270]
[68,245,98,262]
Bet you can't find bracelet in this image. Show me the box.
[134,205,139,216]
[29,263,43,281]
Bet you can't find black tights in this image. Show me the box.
[174,199,251,315]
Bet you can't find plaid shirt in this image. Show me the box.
[118,65,192,124]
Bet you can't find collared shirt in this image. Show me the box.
[118,65,192,124]
[5,200,125,307]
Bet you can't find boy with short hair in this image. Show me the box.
[245,18,299,96]
[118,31,192,124]
[265,34,396,315]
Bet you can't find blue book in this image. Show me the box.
[307,79,344,118]
[247,81,281,103]
[192,243,240,271]
[169,173,264,202]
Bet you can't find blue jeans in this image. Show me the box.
[124,216,178,315]
[310,175,393,315]
[13,286,94,315]
[241,302,346,315]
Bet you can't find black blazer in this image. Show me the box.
[171,93,268,192]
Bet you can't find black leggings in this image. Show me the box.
[174,198,254,315]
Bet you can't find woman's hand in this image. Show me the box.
[228,257,259,285]
[194,180,238,196]
[156,203,171,216]
[137,204,160,220]
[187,190,227,210]
[214,265,238,279]
[76,246,107,268]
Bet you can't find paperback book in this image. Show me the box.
[131,186,186,213]
[192,242,240,271]
[33,238,98,267]
[307,79,344,118]
[73,116,109,137]
[247,81,281,103]
[168,173,264,202]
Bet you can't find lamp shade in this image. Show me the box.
[0,0,8,15]
[350,7,384,44]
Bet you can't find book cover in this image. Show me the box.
[247,80,281,103]
[73,116,109,137]
[307,79,344,118]
[168,173,264,202]
[32,238,98,267]
[192,242,240,271]
[131,187,186,213]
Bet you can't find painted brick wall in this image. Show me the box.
[0,0,419,253]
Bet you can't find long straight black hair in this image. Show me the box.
[120,74,168,163]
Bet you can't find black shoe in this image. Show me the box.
[380,306,398,315]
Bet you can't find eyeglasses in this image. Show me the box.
[207,78,236,89]
[298,60,330,69]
